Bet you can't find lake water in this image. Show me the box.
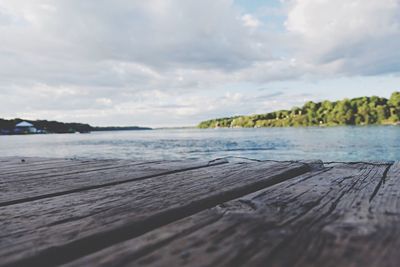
[1,127,399,161]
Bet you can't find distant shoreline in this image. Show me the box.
[93,126,152,132]
[0,118,152,135]
[198,92,400,129]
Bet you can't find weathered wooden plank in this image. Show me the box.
[283,161,400,267]
[0,157,74,171]
[0,159,228,206]
[257,162,390,267]
[0,159,125,180]
[0,160,311,267]
[0,159,162,183]
[61,168,328,267]
[0,159,205,182]
[0,158,112,177]
[62,208,227,267]
[63,162,390,267]
[0,156,64,164]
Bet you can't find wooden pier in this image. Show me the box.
[1,156,399,267]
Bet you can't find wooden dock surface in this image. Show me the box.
[1,157,399,267]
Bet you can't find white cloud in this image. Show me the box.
[285,0,400,75]
[1,0,400,126]
[241,14,261,28]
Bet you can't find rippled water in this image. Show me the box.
[1,127,400,161]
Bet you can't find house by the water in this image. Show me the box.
[14,121,37,134]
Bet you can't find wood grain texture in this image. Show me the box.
[0,159,227,206]
[62,168,328,267]
[297,161,400,267]
[0,159,121,179]
[0,157,74,172]
[0,160,311,267]
[63,162,393,267]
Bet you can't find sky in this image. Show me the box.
[1,0,400,127]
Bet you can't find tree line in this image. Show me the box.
[0,119,93,133]
[0,118,152,134]
[198,92,400,128]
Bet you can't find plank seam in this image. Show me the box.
[3,162,311,267]
[369,163,393,202]
[0,160,228,207]
[1,161,162,183]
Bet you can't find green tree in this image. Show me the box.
[197,91,400,128]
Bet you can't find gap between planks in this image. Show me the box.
[0,159,229,207]
[0,160,313,267]
[63,162,395,267]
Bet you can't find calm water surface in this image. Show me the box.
[1,127,399,161]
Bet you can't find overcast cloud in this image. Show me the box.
[1,0,400,127]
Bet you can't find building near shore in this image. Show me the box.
[14,121,37,134]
